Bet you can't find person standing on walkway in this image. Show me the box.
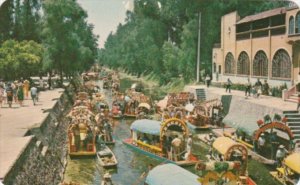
[30,85,38,105]
[297,94,300,110]
[262,80,270,95]
[17,83,24,106]
[245,79,251,97]
[0,84,4,107]
[205,74,211,88]
[225,78,232,93]
[12,81,18,103]
[6,84,13,108]
[23,79,30,99]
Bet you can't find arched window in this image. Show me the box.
[289,16,295,34]
[272,49,291,78]
[213,63,216,73]
[237,51,250,75]
[253,50,268,77]
[296,12,300,33]
[225,52,235,74]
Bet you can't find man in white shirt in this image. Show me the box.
[30,86,38,105]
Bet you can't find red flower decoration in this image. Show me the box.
[257,119,264,127]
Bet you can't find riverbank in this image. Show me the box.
[1,83,75,185]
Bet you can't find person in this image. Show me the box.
[258,133,266,153]
[17,84,24,106]
[12,82,17,103]
[205,74,211,88]
[245,79,251,97]
[23,79,30,99]
[73,124,80,151]
[48,75,52,90]
[171,135,182,161]
[0,84,3,107]
[103,120,113,142]
[186,134,193,155]
[255,78,263,88]
[276,145,287,167]
[206,133,215,146]
[6,84,13,108]
[30,85,38,105]
[262,80,270,95]
[226,78,232,93]
[39,77,44,91]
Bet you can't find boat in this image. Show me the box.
[144,163,200,185]
[97,145,118,168]
[123,118,199,166]
[123,89,151,118]
[68,119,96,158]
[101,173,114,185]
[270,152,300,185]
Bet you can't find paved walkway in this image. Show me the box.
[0,89,64,179]
[186,85,296,111]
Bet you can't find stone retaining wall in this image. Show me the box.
[3,85,75,185]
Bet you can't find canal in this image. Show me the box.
[63,78,164,185]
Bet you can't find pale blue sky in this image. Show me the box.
[77,0,133,48]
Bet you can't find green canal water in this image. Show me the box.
[64,78,164,185]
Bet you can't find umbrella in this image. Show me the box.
[138,103,151,110]
[185,103,194,112]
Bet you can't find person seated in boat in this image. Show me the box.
[175,107,183,119]
[141,133,150,144]
[112,103,121,115]
[205,133,215,146]
[276,145,288,167]
[171,135,182,161]
[73,124,80,151]
[83,127,93,150]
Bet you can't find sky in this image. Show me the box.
[77,0,133,48]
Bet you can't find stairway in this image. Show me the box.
[286,93,298,103]
[283,110,300,151]
[195,88,206,101]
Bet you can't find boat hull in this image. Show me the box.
[122,138,198,166]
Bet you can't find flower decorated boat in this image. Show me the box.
[123,118,199,166]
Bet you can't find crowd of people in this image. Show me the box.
[0,78,44,108]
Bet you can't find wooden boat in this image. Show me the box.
[97,146,118,168]
[68,121,96,158]
[123,118,199,166]
[101,173,114,185]
[270,152,300,185]
[124,89,151,118]
[145,163,200,185]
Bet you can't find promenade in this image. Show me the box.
[0,89,64,179]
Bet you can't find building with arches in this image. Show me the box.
[212,4,300,87]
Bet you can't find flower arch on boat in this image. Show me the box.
[160,118,188,138]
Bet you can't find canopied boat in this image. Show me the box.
[68,118,96,157]
[123,118,198,166]
[124,89,151,118]
[144,163,200,185]
[270,152,300,185]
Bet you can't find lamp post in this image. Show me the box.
[196,12,201,83]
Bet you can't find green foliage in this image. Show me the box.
[0,40,43,80]
[42,0,98,81]
[100,0,287,85]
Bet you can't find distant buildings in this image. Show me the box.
[212,4,300,87]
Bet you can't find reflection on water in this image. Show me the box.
[64,119,159,185]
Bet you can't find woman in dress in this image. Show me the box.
[17,84,24,106]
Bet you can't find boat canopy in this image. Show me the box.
[130,119,161,136]
[284,152,300,173]
[213,137,239,155]
[145,163,200,185]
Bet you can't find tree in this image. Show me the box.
[0,40,43,80]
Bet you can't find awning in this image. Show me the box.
[145,163,200,185]
[130,119,161,136]
[284,152,300,173]
[212,137,237,155]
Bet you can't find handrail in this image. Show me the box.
[282,85,296,101]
